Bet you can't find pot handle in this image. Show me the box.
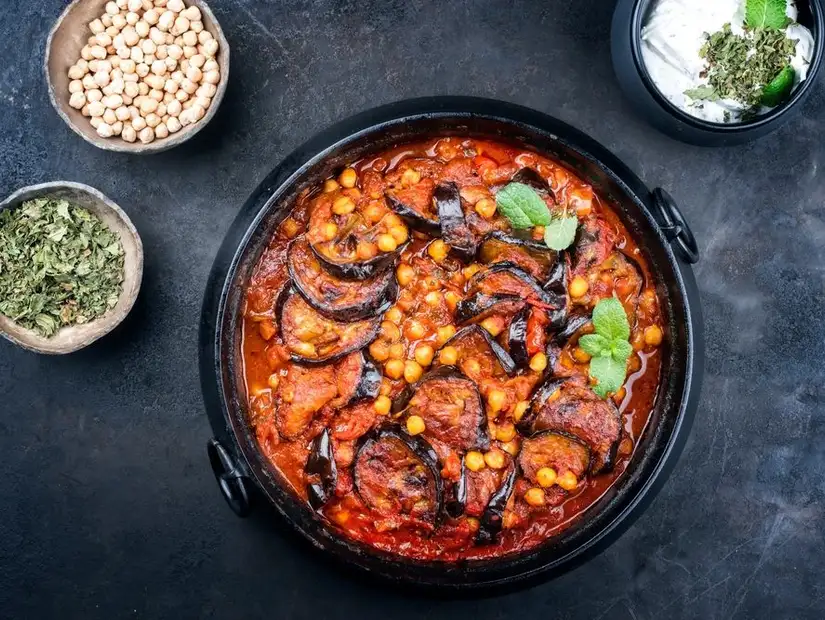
[651,188,699,264]
[207,438,252,517]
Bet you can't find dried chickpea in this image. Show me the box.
[332,196,355,215]
[384,359,405,380]
[374,395,392,416]
[406,415,426,435]
[267,373,280,390]
[389,224,408,244]
[464,358,481,375]
[444,291,460,313]
[389,342,405,360]
[424,291,442,307]
[401,168,421,186]
[462,263,481,280]
[480,317,502,337]
[524,488,546,507]
[465,451,485,472]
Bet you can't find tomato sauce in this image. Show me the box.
[240,137,663,561]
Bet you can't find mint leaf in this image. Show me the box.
[589,355,626,398]
[761,65,795,107]
[745,0,789,29]
[684,85,720,101]
[496,183,551,229]
[610,339,633,362]
[592,297,630,342]
[579,334,610,358]
[543,214,578,251]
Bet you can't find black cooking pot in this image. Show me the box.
[199,97,704,592]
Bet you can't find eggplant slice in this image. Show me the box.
[310,240,401,281]
[353,424,443,527]
[478,231,560,284]
[279,288,381,364]
[518,378,621,473]
[476,465,517,545]
[393,366,489,453]
[467,263,564,308]
[305,429,338,510]
[385,178,441,235]
[288,237,397,320]
[510,167,556,201]
[435,181,476,260]
[508,305,556,368]
[275,363,338,439]
[330,351,382,408]
[455,293,526,325]
[440,325,518,378]
[519,431,591,485]
[571,216,617,275]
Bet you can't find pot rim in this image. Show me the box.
[199,96,704,591]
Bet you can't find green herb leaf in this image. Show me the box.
[578,334,610,358]
[610,339,633,362]
[745,0,790,30]
[496,183,552,229]
[591,297,630,342]
[684,85,720,101]
[543,214,578,251]
[761,65,795,106]
[590,355,627,398]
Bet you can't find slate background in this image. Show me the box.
[1,1,823,618]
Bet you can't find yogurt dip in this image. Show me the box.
[641,0,815,123]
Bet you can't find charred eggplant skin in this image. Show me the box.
[455,292,525,326]
[441,325,519,377]
[435,181,476,260]
[288,238,398,321]
[507,306,531,368]
[385,191,441,236]
[445,458,468,519]
[510,167,556,201]
[477,231,560,283]
[309,240,406,281]
[468,262,564,307]
[476,466,517,545]
[334,352,382,408]
[516,377,567,436]
[352,423,444,524]
[305,429,337,510]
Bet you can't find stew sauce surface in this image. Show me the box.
[241,137,663,561]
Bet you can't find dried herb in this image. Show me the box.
[0,198,125,337]
[685,24,797,110]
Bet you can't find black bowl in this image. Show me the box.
[612,0,824,146]
[199,97,704,592]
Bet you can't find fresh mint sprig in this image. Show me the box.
[578,297,632,398]
[495,182,551,229]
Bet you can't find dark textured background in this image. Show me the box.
[1,1,824,618]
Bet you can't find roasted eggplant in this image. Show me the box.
[275,363,338,439]
[330,351,382,408]
[385,178,441,235]
[353,424,443,527]
[518,431,591,485]
[305,429,338,510]
[330,400,377,441]
[508,305,556,368]
[288,237,397,320]
[440,325,518,378]
[279,289,381,364]
[518,378,621,473]
[571,216,617,275]
[467,263,564,308]
[510,167,556,201]
[435,181,476,260]
[455,293,526,325]
[478,231,560,284]
[476,465,517,545]
[310,240,402,281]
[393,366,489,454]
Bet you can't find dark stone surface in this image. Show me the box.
[1,0,823,618]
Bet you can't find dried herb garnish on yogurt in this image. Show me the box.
[687,24,797,110]
[0,198,125,337]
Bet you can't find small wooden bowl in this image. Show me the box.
[0,182,143,354]
[45,0,230,154]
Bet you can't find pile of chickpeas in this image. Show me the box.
[65,0,221,145]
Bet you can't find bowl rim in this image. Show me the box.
[200,96,705,591]
[0,181,143,354]
[44,0,231,154]
[629,0,825,132]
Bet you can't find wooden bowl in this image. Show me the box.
[0,182,143,354]
[45,0,230,154]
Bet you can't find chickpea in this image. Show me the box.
[536,467,558,488]
[414,344,435,367]
[385,306,403,325]
[557,471,579,491]
[475,198,497,219]
[444,291,460,313]
[524,488,546,507]
[529,352,548,373]
[356,241,378,260]
[405,320,427,340]
[384,213,402,228]
[377,234,398,253]
[484,449,506,469]
[380,321,401,342]
[496,422,516,443]
[462,264,481,280]
[389,342,405,359]
[369,340,390,362]
[321,222,338,241]
[512,400,530,422]
[644,325,663,347]
[406,414,426,435]
[427,239,449,262]
[374,395,392,416]
[396,264,415,287]
[487,389,506,414]
[332,196,355,215]
[480,317,502,337]
[424,291,442,307]
[404,360,424,383]
[401,168,421,186]
[389,225,408,245]
[338,168,358,189]
[464,358,481,375]
[439,346,458,366]
[501,439,521,456]
[569,276,589,298]
[266,373,280,390]
[379,378,393,397]
[465,451,486,472]
[384,359,405,380]
[69,92,87,110]
[436,325,456,346]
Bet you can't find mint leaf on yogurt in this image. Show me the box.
[745,0,790,30]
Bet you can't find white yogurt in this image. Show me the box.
[641,0,815,123]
